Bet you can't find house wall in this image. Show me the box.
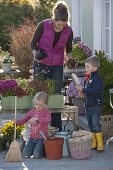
[81,0,93,50]
[111,0,113,59]
[64,0,113,59]
[93,0,102,52]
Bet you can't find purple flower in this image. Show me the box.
[66,77,85,97]
[0,79,27,96]
[78,42,92,57]
[0,80,17,96]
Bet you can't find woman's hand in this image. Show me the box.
[65,52,77,69]
[32,49,40,62]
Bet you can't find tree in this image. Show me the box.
[0,0,34,50]
[34,0,57,23]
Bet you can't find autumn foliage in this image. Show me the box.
[8,18,36,78]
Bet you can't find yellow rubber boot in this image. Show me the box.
[91,133,97,149]
[95,132,104,152]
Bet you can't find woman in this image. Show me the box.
[31,1,73,131]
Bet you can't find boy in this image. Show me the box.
[76,56,104,152]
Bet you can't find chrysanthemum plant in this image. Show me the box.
[1,121,25,141]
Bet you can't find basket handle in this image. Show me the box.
[110,92,113,109]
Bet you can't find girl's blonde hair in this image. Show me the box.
[52,1,70,22]
[33,91,49,105]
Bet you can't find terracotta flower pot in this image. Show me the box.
[44,137,64,160]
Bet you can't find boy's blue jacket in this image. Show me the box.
[82,71,104,107]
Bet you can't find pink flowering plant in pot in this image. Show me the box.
[72,42,92,65]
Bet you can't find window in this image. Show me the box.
[102,0,111,58]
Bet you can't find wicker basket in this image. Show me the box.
[67,130,92,160]
[100,115,113,140]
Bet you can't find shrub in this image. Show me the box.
[8,18,36,78]
[95,50,113,115]
[34,0,57,23]
[0,0,34,50]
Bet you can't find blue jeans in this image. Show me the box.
[23,138,44,158]
[33,62,63,131]
[33,62,63,93]
[86,106,101,132]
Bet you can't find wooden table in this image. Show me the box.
[0,105,78,127]
[50,105,78,126]
[0,69,20,79]
[63,66,85,78]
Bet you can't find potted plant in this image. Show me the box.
[65,41,92,69]
[66,77,85,115]
[0,121,25,150]
[72,42,92,65]
[0,48,13,72]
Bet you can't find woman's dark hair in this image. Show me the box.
[52,1,70,22]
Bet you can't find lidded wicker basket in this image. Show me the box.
[68,130,92,160]
[100,115,113,140]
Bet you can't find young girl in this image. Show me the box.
[14,91,51,158]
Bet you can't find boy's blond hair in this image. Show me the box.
[85,56,100,70]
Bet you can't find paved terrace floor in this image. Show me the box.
[0,112,113,170]
[0,146,113,170]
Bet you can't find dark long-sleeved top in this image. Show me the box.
[82,71,104,107]
[31,21,73,54]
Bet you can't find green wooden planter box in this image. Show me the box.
[2,95,64,110]
[48,95,64,109]
[2,96,33,110]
